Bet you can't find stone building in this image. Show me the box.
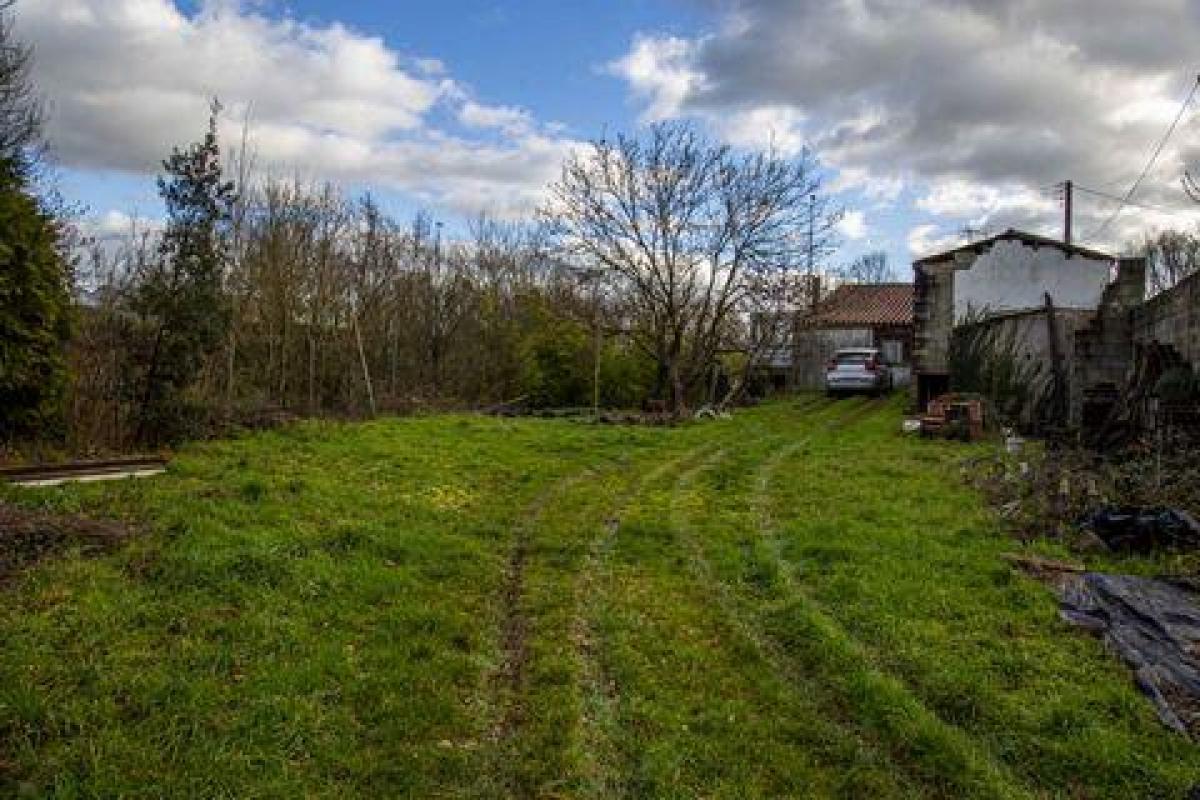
[912,229,1117,412]
[914,226,1200,432]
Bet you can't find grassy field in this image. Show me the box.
[1,397,1196,798]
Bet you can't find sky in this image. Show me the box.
[16,0,1200,272]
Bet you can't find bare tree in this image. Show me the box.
[545,121,834,414]
[1137,229,1200,295]
[837,250,894,284]
[0,1,45,176]
[1184,170,1200,203]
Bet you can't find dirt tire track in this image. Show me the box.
[487,397,878,795]
[487,468,595,764]
[486,444,707,798]
[571,443,718,799]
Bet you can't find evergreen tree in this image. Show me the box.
[0,164,71,441]
[0,4,71,443]
[133,104,235,444]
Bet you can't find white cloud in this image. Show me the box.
[607,34,703,122]
[915,179,1057,220]
[19,0,577,219]
[830,166,904,203]
[612,1,1200,250]
[78,209,149,242]
[906,223,960,259]
[838,210,867,240]
[713,106,807,156]
[458,101,534,136]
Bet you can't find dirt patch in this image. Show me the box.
[0,503,133,583]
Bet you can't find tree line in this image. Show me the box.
[70,122,660,449]
[61,112,841,449]
[0,0,851,452]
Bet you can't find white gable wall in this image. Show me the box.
[953,239,1112,322]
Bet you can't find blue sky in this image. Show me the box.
[21,1,1200,271]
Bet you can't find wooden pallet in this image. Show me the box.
[0,457,169,487]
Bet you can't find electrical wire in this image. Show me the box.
[1083,73,1200,241]
[1072,184,1184,215]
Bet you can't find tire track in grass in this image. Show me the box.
[664,403,937,798]
[486,441,722,798]
[569,400,848,793]
[489,398,842,796]
[571,442,719,799]
[732,400,1036,799]
[484,466,597,795]
[578,401,873,796]
[569,398,844,796]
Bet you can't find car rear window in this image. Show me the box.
[835,352,872,364]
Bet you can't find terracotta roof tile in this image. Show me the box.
[802,283,913,327]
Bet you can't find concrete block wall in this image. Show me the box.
[1074,311,1133,388]
[1134,269,1200,368]
[1071,258,1147,424]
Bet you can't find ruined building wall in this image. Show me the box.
[914,240,1118,411]
[953,239,1112,319]
[965,308,1094,427]
[1072,258,1146,426]
[1134,269,1200,367]
[913,256,970,408]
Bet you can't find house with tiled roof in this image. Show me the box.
[785,282,915,390]
[802,283,914,330]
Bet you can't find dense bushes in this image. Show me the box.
[67,173,667,451]
[515,301,656,408]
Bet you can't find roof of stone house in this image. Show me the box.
[913,228,1114,266]
[802,283,914,328]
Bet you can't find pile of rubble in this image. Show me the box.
[964,434,1200,555]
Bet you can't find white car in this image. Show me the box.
[825,348,892,397]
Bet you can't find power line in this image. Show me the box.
[1072,184,1187,215]
[1083,73,1200,241]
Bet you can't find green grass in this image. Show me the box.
[1,399,1196,798]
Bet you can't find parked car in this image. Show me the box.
[825,348,892,396]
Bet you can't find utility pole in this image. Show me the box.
[805,193,816,308]
[591,275,601,418]
[1061,180,1073,245]
[578,268,604,417]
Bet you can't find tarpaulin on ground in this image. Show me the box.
[1080,507,1200,552]
[1060,573,1200,736]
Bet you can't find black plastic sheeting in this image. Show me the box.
[1080,507,1200,552]
[1061,573,1200,735]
